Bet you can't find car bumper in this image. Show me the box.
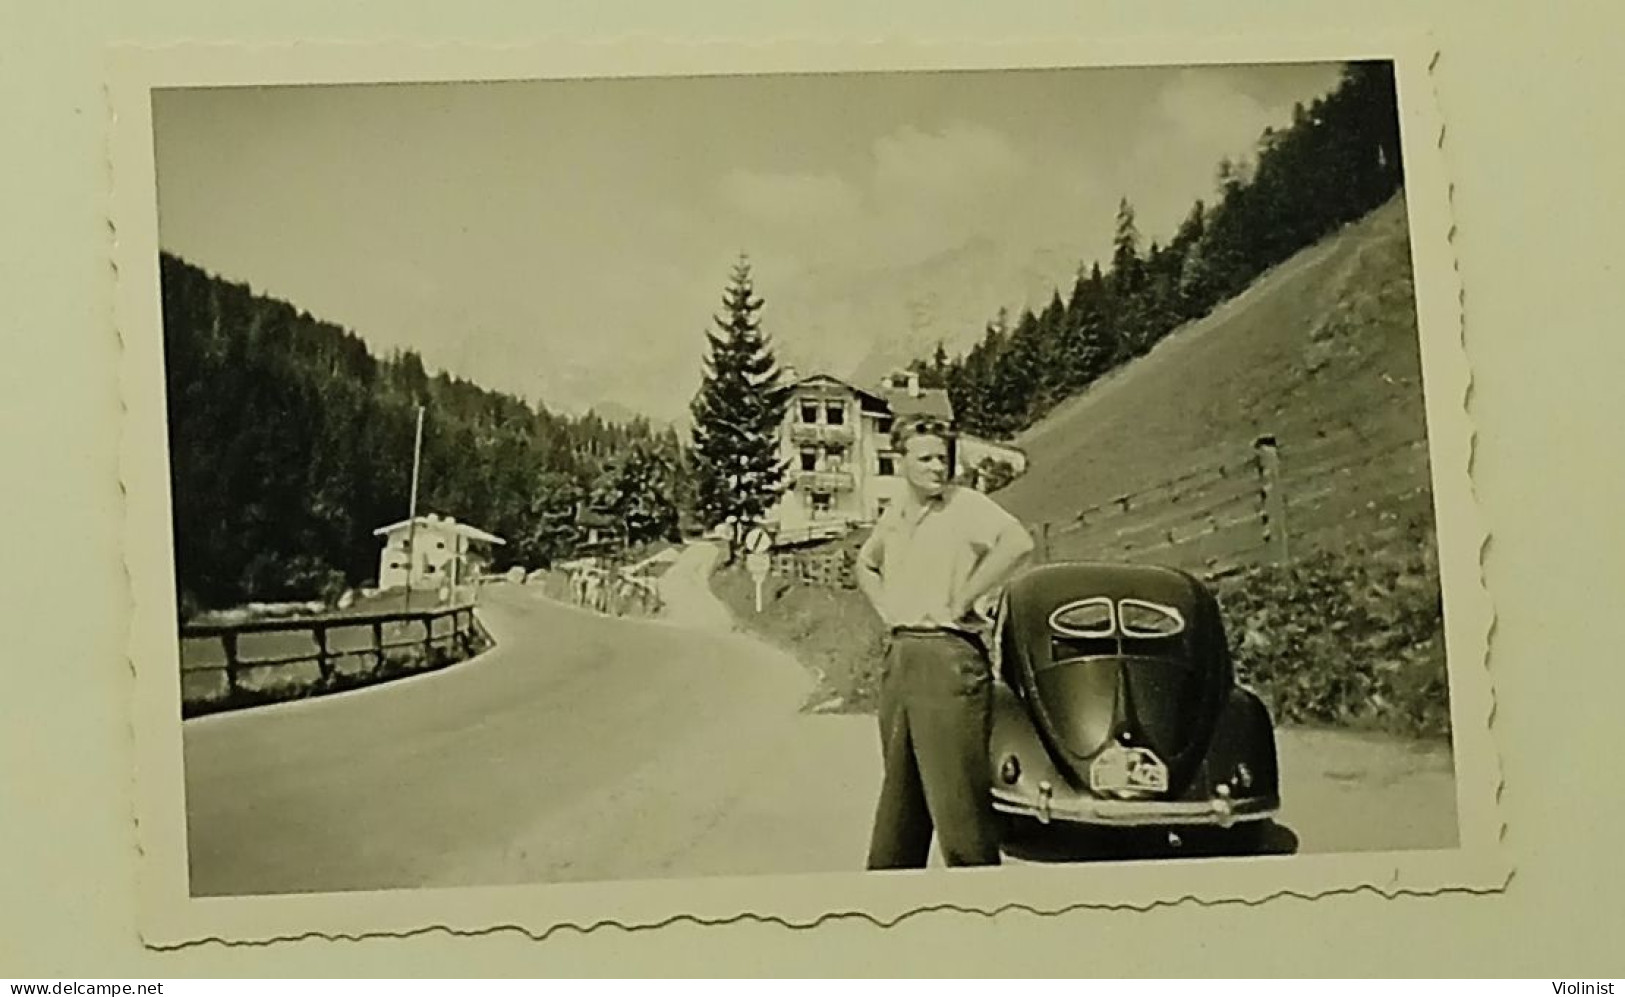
[992,786,1279,829]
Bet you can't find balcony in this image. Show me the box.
[796,470,855,493]
[788,422,856,445]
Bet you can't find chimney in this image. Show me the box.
[782,364,799,384]
[907,370,921,397]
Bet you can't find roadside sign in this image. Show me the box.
[746,550,771,613]
[743,527,771,554]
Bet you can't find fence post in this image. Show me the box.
[314,623,332,681]
[222,631,240,697]
[1254,434,1290,565]
[372,620,385,674]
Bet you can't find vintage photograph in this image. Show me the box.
[112,39,1502,941]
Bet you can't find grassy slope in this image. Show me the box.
[996,194,1434,539]
[712,562,887,714]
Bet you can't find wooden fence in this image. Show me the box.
[1029,425,1436,578]
[179,602,485,708]
[739,423,1437,592]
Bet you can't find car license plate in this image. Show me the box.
[1089,745,1170,797]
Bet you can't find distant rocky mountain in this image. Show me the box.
[591,238,1087,435]
[765,236,1086,390]
[586,400,645,427]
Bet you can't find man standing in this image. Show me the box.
[856,416,1035,869]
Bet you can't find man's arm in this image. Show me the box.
[946,501,1035,624]
[855,525,892,628]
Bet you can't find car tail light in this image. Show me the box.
[999,755,1021,785]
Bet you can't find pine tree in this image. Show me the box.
[688,256,793,559]
[1032,290,1070,415]
[1111,197,1145,292]
[1061,262,1114,393]
[926,340,950,388]
[905,340,952,389]
[1110,198,1152,360]
[589,442,680,549]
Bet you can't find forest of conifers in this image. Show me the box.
[160,252,690,614]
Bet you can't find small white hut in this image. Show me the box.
[373,513,505,591]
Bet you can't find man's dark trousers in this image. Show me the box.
[866,629,1002,869]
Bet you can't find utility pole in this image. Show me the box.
[404,405,425,612]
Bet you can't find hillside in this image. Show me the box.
[716,194,1452,737]
[995,194,1437,564]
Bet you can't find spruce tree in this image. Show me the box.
[688,256,792,558]
[1062,263,1113,393]
[1110,198,1153,360]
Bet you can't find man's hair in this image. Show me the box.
[890,415,956,455]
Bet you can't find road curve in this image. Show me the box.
[183,564,880,896]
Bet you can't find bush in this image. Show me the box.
[1211,538,1452,740]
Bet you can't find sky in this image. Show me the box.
[152,61,1345,426]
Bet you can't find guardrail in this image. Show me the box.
[179,603,484,703]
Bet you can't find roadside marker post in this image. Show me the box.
[746,550,770,613]
[743,527,771,554]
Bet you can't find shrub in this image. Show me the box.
[1211,537,1452,740]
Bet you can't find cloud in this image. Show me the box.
[870,121,1026,204]
[1154,68,1281,153]
[1096,69,1302,239]
[716,121,1035,279]
[718,170,862,229]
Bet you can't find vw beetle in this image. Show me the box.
[984,561,1281,850]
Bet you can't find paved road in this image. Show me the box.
[184,546,880,896]
[183,543,1457,896]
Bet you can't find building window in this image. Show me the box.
[825,403,845,425]
[811,492,832,514]
[878,455,895,476]
[801,401,819,423]
[876,416,893,435]
[800,448,818,471]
